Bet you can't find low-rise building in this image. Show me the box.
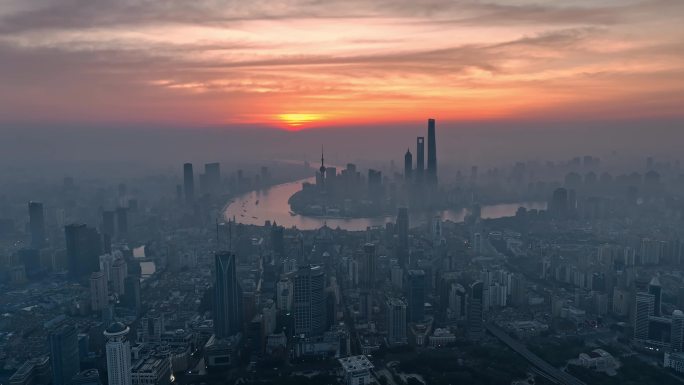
[339,355,374,385]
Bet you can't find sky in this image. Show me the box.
[1,0,684,130]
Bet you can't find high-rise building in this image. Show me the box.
[361,243,376,290]
[204,162,221,194]
[448,283,467,320]
[468,281,484,339]
[102,210,115,237]
[28,201,45,248]
[407,270,425,323]
[387,297,407,345]
[426,118,437,185]
[649,276,663,316]
[214,252,242,338]
[90,271,108,312]
[104,322,132,385]
[550,188,569,219]
[634,292,655,341]
[110,258,127,296]
[293,265,326,336]
[115,207,128,237]
[396,207,409,268]
[416,137,425,183]
[49,325,80,385]
[673,310,684,352]
[65,224,101,280]
[123,276,141,315]
[183,163,194,203]
[404,149,412,181]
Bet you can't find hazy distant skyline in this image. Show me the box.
[1,0,684,129]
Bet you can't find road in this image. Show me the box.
[486,324,587,385]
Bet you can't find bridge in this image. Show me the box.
[486,324,587,385]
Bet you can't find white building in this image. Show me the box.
[429,328,456,347]
[104,322,132,385]
[338,355,374,385]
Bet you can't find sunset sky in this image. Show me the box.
[1,0,683,130]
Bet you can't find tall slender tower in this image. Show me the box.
[49,325,80,385]
[427,118,437,185]
[416,137,424,183]
[319,147,327,183]
[183,163,194,203]
[404,149,412,181]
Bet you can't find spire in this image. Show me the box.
[319,145,326,175]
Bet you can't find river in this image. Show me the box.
[223,177,546,231]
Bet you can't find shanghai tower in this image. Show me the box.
[427,118,437,185]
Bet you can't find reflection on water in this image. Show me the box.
[225,177,547,231]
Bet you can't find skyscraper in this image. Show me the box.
[634,292,655,341]
[90,271,108,312]
[28,201,45,248]
[49,324,80,385]
[115,207,128,238]
[426,118,437,185]
[183,163,194,203]
[362,243,376,290]
[416,137,424,183]
[293,265,327,336]
[204,162,221,194]
[65,224,102,280]
[387,297,407,346]
[407,270,425,323]
[404,149,412,181]
[104,322,132,385]
[214,252,242,338]
[649,276,662,316]
[673,310,684,352]
[110,258,127,296]
[102,210,115,237]
[396,207,409,268]
[123,276,141,315]
[468,281,484,339]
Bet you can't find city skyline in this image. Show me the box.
[1,0,683,129]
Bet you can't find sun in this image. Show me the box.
[277,113,324,129]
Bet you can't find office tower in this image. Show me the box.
[28,201,45,248]
[396,207,409,268]
[102,210,115,237]
[407,270,425,323]
[214,252,242,338]
[293,265,326,336]
[387,297,407,345]
[404,149,412,181]
[205,162,221,194]
[426,118,437,185]
[362,243,376,290]
[90,271,108,312]
[271,224,285,256]
[115,207,128,237]
[649,276,662,316]
[183,163,194,203]
[104,323,132,385]
[277,278,294,312]
[468,281,484,339]
[49,325,80,385]
[65,224,102,280]
[110,258,127,296]
[673,310,684,352]
[123,276,141,315]
[510,274,527,308]
[447,283,467,320]
[550,188,568,219]
[416,137,424,182]
[634,292,655,341]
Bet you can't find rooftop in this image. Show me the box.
[339,355,374,372]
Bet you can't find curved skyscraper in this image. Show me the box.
[104,322,132,385]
